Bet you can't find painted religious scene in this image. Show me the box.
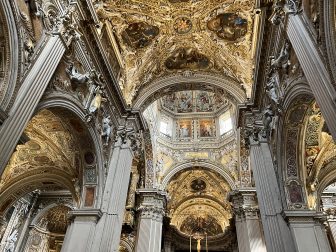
[161,90,228,114]
[122,22,159,49]
[200,119,215,137]
[178,120,192,138]
[165,48,210,70]
[207,13,248,41]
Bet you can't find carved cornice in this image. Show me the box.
[283,210,327,223]
[68,209,103,223]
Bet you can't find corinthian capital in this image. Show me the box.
[137,189,167,221]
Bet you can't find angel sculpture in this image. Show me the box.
[66,63,90,85]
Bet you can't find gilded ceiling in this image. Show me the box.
[167,168,232,237]
[96,0,256,104]
[0,109,92,211]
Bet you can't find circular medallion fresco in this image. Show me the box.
[190,178,206,191]
[174,17,192,34]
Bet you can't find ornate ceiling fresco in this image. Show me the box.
[160,90,230,114]
[96,0,257,104]
[0,109,93,212]
[167,168,232,237]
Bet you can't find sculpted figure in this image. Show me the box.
[262,105,274,131]
[271,42,290,69]
[5,229,18,252]
[266,74,279,105]
[101,116,112,145]
[88,87,103,114]
[66,63,90,85]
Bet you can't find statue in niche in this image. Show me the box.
[85,70,105,116]
[88,87,103,114]
[101,115,112,145]
[23,38,35,65]
[5,229,18,252]
[72,178,81,197]
[165,48,210,70]
[207,13,247,41]
[66,63,90,85]
[265,73,281,106]
[271,42,290,69]
[122,22,159,49]
[262,105,274,132]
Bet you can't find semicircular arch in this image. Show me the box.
[161,161,236,190]
[36,95,105,207]
[132,72,246,111]
[0,170,76,215]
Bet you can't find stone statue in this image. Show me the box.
[72,178,81,197]
[101,116,112,145]
[24,39,35,65]
[84,70,105,115]
[262,105,274,132]
[269,2,284,25]
[88,87,103,114]
[271,42,290,69]
[66,63,90,85]
[266,74,280,105]
[5,229,18,252]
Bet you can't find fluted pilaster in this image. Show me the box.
[230,189,267,252]
[135,189,167,252]
[249,135,295,252]
[0,34,66,174]
[90,130,136,252]
[286,13,336,140]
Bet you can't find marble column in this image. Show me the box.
[163,232,173,252]
[90,129,136,252]
[0,218,7,240]
[229,189,267,252]
[14,192,39,252]
[326,216,336,249]
[249,133,296,252]
[0,200,29,251]
[284,211,331,252]
[135,189,167,252]
[0,13,77,175]
[286,13,336,139]
[61,209,102,252]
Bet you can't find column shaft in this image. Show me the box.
[90,139,134,252]
[250,139,295,252]
[328,220,336,244]
[135,189,166,252]
[230,190,267,252]
[286,14,336,139]
[0,34,66,173]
